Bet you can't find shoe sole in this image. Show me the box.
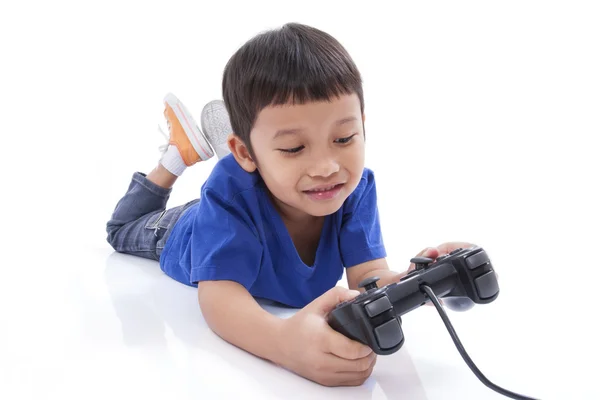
[164,93,214,161]
[201,100,232,158]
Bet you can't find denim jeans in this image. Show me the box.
[106,172,199,261]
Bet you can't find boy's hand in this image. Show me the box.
[407,241,475,272]
[276,287,377,387]
[406,242,476,306]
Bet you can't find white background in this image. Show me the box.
[1,1,599,399]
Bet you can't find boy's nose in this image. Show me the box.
[307,158,340,178]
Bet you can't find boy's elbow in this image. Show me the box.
[197,281,217,316]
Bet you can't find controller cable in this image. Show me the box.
[420,285,538,400]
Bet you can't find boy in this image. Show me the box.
[106,22,471,387]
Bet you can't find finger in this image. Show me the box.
[337,377,370,387]
[335,356,377,386]
[326,332,372,360]
[436,242,475,255]
[324,350,377,373]
[310,286,360,316]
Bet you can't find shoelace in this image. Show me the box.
[157,122,170,154]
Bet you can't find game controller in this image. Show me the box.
[327,246,499,355]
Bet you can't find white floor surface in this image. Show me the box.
[2,1,599,399]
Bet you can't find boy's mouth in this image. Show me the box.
[303,183,344,200]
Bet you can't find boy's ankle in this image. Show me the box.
[160,145,187,176]
[147,163,178,189]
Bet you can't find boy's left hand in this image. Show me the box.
[407,241,475,272]
[406,242,476,307]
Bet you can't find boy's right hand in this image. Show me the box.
[276,287,377,387]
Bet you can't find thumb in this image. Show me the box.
[308,286,360,316]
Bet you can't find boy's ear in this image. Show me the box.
[227,133,257,173]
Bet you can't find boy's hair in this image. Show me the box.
[222,22,364,159]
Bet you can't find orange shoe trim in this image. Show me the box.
[175,103,212,160]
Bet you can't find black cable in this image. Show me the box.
[420,285,538,400]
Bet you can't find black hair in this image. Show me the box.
[222,22,364,158]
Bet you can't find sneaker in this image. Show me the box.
[200,100,232,159]
[160,93,214,165]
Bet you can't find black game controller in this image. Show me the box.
[327,246,499,355]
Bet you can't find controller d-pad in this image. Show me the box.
[466,252,490,270]
[474,271,499,299]
[364,297,392,318]
[374,319,403,350]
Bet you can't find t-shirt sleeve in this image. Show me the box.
[339,169,386,268]
[189,188,263,289]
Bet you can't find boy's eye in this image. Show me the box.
[335,134,357,144]
[279,145,305,154]
[277,134,356,155]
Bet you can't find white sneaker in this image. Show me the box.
[200,100,232,159]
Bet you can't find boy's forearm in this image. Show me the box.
[198,280,286,365]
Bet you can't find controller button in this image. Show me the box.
[450,248,464,255]
[364,297,392,318]
[358,276,380,291]
[410,257,434,270]
[466,252,490,270]
[474,271,499,299]
[374,319,404,350]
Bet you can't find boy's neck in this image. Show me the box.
[268,191,322,226]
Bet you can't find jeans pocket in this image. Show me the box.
[146,200,200,256]
[145,209,169,237]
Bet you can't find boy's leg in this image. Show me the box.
[106,166,199,260]
[106,93,213,260]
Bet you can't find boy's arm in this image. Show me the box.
[198,280,377,387]
[346,258,402,291]
[198,280,284,363]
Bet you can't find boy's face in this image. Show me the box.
[249,93,365,220]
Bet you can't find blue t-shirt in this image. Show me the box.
[160,155,386,308]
